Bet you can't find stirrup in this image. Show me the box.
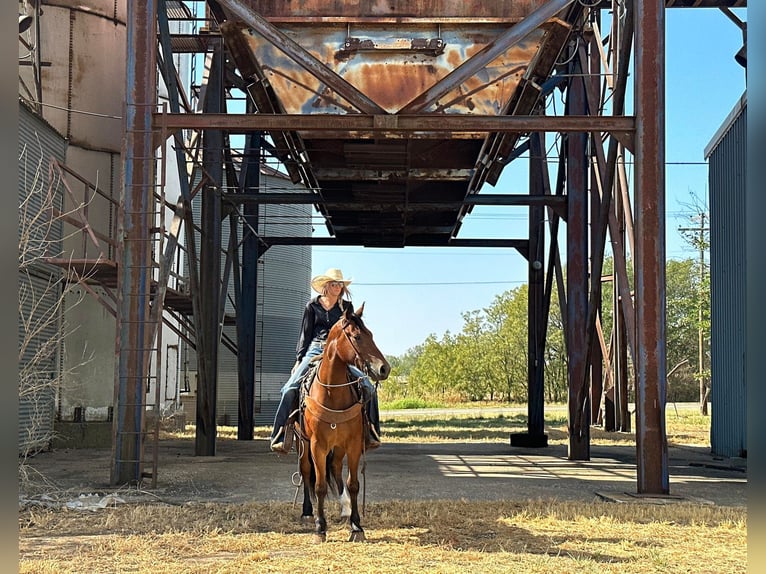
[270,427,289,454]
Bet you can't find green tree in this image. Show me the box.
[677,199,711,413]
[408,333,462,400]
[463,287,529,402]
[543,285,568,402]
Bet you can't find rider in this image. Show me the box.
[269,268,382,453]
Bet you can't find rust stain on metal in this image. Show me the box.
[234,21,545,115]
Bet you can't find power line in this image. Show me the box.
[355,280,526,286]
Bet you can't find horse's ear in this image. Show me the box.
[356,302,365,317]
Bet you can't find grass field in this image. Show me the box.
[192,402,712,448]
[19,405,746,573]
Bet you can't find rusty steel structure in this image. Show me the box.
[107,0,747,495]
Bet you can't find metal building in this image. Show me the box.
[705,92,747,459]
[18,101,67,454]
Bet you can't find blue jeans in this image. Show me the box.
[270,342,381,440]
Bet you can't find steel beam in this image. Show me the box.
[260,236,528,250]
[153,113,635,135]
[223,192,567,210]
[111,0,157,486]
[635,0,669,495]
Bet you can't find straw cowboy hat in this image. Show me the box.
[311,268,353,293]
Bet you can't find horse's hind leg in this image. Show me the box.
[345,452,366,542]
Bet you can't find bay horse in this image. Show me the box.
[297,303,390,543]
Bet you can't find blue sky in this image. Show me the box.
[310,8,748,358]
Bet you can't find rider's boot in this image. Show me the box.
[365,423,381,451]
[269,426,289,454]
[270,406,299,454]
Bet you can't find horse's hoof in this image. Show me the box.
[312,532,327,544]
[300,515,313,524]
[348,530,366,543]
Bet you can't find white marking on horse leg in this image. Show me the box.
[340,488,351,518]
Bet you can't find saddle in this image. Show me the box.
[283,359,370,452]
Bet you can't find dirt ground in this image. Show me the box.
[20,435,747,509]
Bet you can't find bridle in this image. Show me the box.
[310,314,370,391]
[339,315,372,376]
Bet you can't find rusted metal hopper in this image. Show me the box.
[216,0,574,246]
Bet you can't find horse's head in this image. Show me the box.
[330,303,390,382]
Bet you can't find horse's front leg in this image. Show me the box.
[330,449,351,520]
[312,442,329,543]
[345,449,366,542]
[299,438,314,522]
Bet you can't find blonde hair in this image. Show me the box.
[321,282,352,309]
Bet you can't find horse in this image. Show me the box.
[296,303,390,543]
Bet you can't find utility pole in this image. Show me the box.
[679,212,710,415]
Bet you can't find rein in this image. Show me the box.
[312,374,363,390]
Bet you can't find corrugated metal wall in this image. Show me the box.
[18,102,67,454]
[707,97,747,458]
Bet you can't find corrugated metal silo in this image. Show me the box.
[183,169,311,427]
[18,101,67,453]
[22,0,126,422]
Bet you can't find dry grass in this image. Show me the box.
[21,407,742,573]
[19,499,745,573]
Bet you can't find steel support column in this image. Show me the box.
[195,42,224,456]
[111,0,157,486]
[635,0,669,494]
[566,52,590,461]
[587,18,604,426]
[512,131,548,448]
[237,129,261,440]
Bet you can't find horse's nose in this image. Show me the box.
[378,362,390,380]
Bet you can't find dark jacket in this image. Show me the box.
[295,297,354,362]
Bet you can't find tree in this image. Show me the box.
[678,198,711,414]
[665,258,701,402]
[483,288,529,402]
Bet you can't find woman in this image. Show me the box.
[269,268,382,453]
